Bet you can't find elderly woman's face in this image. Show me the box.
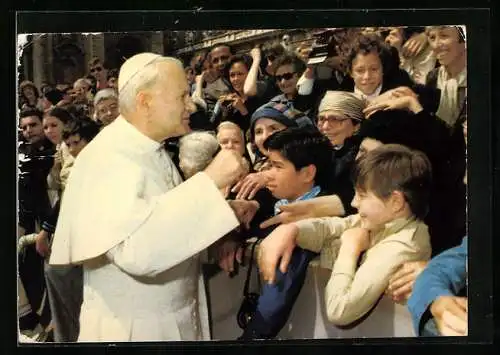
[317,110,358,147]
[428,27,465,68]
[95,98,119,126]
[351,51,383,96]
[253,118,288,155]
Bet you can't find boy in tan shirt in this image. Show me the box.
[257,144,433,329]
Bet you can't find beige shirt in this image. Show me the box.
[294,214,431,326]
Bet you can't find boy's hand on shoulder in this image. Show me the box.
[430,296,468,336]
[386,260,428,303]
[340,227,371,253]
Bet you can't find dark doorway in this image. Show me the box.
[106,35,146,70]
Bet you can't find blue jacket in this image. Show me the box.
[407,236,467,336]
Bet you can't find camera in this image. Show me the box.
[220,96,234,108]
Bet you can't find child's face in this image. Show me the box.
[217,127,245,156]
[351,188,395,232]
[350,51,383,96]
[65,134,88,157]
[264,149,313,201]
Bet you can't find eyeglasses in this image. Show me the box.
[274,72,296,82]
[97,104,118,116]
[90,67,103,73]
[211,56,229,64]
[317,115,350,124]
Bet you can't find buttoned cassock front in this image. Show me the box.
[49,116,239,342]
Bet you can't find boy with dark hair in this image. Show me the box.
[239,126,334,340]
[62,119,101,158]
[258,144,433,337]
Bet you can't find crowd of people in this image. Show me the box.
[17,25,468,342]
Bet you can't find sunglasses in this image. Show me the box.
[212,55,229,64]
[90,66,103,73]
[275,72,296,82]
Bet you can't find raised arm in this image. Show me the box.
[243,47,262,97]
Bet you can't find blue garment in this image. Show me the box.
[241,186,321,339]
[407,237,467,336]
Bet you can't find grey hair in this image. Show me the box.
[178,131,219,178]
[93,88,118,106]
[118,56,183,115]
[216,121,244,140]
[73,78,92,88]
[318,91,366,123]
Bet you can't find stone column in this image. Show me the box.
[150,31,164,55]
[92,33,105,62]
[46,34,54,85]
[32,35,46,89]
[83,33,105,73]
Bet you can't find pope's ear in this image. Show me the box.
[136,90,152,111]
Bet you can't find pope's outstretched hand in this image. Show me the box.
[204,149,249,190]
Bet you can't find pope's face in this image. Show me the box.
[149,62,195,139]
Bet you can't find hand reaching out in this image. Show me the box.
[386,260,428,303]
[216,236,244,275]
[259,195,344,229]
[231,172,270,200]
[257,223,299,284]
[402,32,428,58]
[228,199,260,229]
[430,296,468,336]
[35,230,51,258]
[363,95,423,118]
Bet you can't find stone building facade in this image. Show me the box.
[18,29,318,89]
[18,32,167,89]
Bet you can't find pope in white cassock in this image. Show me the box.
[49,53,248,342]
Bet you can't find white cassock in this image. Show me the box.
[49,116,239,342]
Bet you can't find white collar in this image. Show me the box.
[354,84,383,102]
[112,115,163,154]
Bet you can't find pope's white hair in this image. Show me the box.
[178,131,219,178]
[118,56,183,115]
